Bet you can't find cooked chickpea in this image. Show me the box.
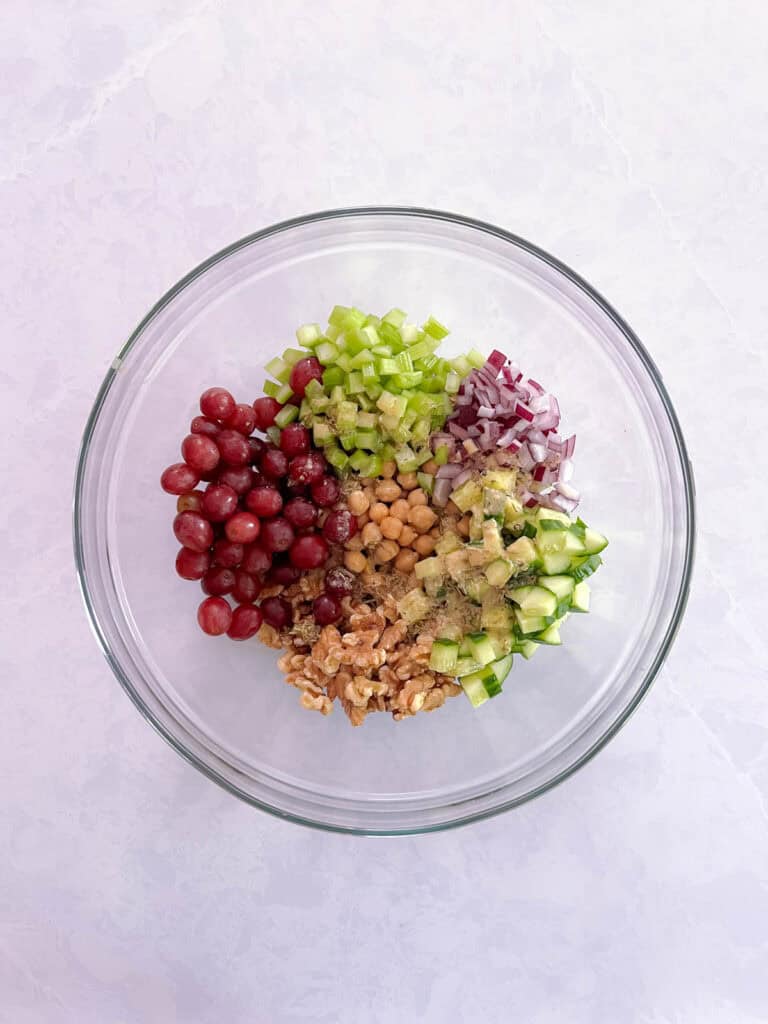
[369,502,389,523]
[407,488,428,507]
[375,479,402,502]
[390,498,411,522]
[380,460,397,479]
[457,515,471,537]
[374,539,399,562]
[394,548,419,573]
[396,472,418,490]
[380,516,403,541]
[413,534,436,555]
[347,490,370,516]
[409,505,437,533]
[345,534,364,551]
[344,550,368,573]
[357,513,369,529]
[429,526,440,538]
[361,522,383,547]
[421,459,438,475]
[398,524,418,546]
[360,477,374,488]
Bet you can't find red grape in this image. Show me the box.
[190,415,221,438]
[261,596,292,629]
[252,396,283,431]
[268,561,302,586]
[289,533,329,569]
[288,451,326,486]
[245,486,283,517]
[175,547,211,580]
[259,447,288,479]
[217,465,254,495]
[181,433,220,473]
[173,511,213,552]
[200,387,236,422]
[283,497,317,530]
[313,593,342,626]
[227,604,264,640]
[161,463,200,495]
[310,475,340,507]
[248,437,266,464]
[260,517,295,552]
[212,539,244,568]
[176,491,204,514]
[289,356,323,398]
[216,429,251,466]
[322,509,357,544]
[202,483,238,522]
[225,402,257,436]
[197,596,232,635]
[201,566,236,596]
[325,566,354,597]
[232,570,261,603]
[241,543,271,575]
[225,511,261,544]
[279,423,310,458]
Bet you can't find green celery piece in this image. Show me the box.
[336,401,358,432]
[322,365,344,389]
[296,322,323,347]
[394,444,419,473]
[407,338,440,361]
[356,393,375,411]
[348,449,369,472]
[392,371,423,389]
[265,356,290,382]
[377,357,399,376]
[417,471,434,494]
[299,398,312,420]
[358,324,380,348]
[354,429,381,451]
[365,382,383,400]
[274,383,293,404]
[274,404,299,427]
[445,371,461,394]
[394,351,413,373]
[262,379,281,398]
[450,354,472,376]
[382,308,407,327]
[339,432,357,451]
[325,447,349,472]
[315,341,339,365]
[350,348,375,368]
[411,417,431,442]
[336,352,353,373]
[433,445,449,466]
[378,322,403,351]
[356,410,377,428]
[400,324,421,344]
[361,362,377,381]
[361,453,383,477]
[266,426,281,445]
[328,305,352,328]
[377,391,408,418]
[466,348,486,368]
[313,421,333,446]
[282,347,305,366]
[304,378,323,399]
[422,315,449,340]
[346,371,365,394]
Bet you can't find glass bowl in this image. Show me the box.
[74,207,695,835]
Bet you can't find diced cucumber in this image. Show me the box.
[538,517,570,532]
[483,488,508,517]
[414,556,444,580]
[488,630,514,658]
[466,631,497,666]
[481,602,514,631]
[396,588,433,624]
[485,558,514,588]
[462,577,490,604]
[515,611,550,635]
[429,639,459,674]
[538,575,575,602]
[571,580,591,612]
[508,585,558,618]
[482,519,504,558]
[536,508,571,527]
[511,638,539,659]
[436,532,463,556]
[460,669,497,707]
[535,622,562,645]
[451,479,483,513]
[569,554,603,581]
[456,656,483,678]
[489,654,513,685]
[583,528,608,554]
[506,537,537,566]
[540,549,572,574]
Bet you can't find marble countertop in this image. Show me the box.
[3,2,767,1021]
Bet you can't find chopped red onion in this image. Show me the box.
[432,478,453,507]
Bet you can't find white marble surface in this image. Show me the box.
[2,2,767,1020]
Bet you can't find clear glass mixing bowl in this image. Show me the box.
[74,208,695,834]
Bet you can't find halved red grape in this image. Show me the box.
[260,517,295,552]
[313,593,342,626]
[217,465,254,495]
[201,566,236,596]
[216,429,251,466]
[232,570,261,603]
[212,539,244,568]
[190,415,221,438]
[259,446,288,479]
[279,423,310,458]
[261,596,292,629]
[181,434,220,473]
[197,596,232,635]
[175,546,211,580]
[322,509,357,544]
[173,511,213,552]
[176,491,204,514]
[200,387,236,422]
[288,451,326,486]
[283,497,317,530]
[225,511,261,544]
[310,475,340,507]
[161,463,200,495]
[241,543,271,575]
[245,486,283,517]
[227,604,264,640]
[225,402,257,436]
[325,566,354,597]
[252,396,283,431]
[289,356,323,398]
[289,533,329,570]
[202,483,238,522]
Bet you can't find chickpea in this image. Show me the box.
[380,516,403,541]
[369,502,389,524]
[394,548,419,573]
[375,479,402,503]
[362,522,383,547]
[345,534,364,551]
[422,459,438,475]
[414,534,436,556]
[344,550,368,573]
[407,488,428,507]
[357,513,370,529]
[347,490,370,516]
[398,524,418,546]
[380,460,397,479]
[360,477,374,488]
[396,471,418,490]
[363,484,377,503]
[390,498,411,522]
[374,539,400,563]
[409,505,437,533]
[429,526,440,538]
[457,515,471,537]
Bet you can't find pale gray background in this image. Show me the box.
[2,2,767,1021]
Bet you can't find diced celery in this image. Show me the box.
[394,444,419,473]
[336,352,353,373]
[417,471,434,494]
[322,365,344,389]
[313,421,333,446]
[360,453,382,477]
[348,449,369,472]
[274,404,299,428]
[377,357,399,376]
[407,338,440,361]
[266,426,281,445]
[450,355,472,376]
[400,324,421,344]
[433,445,449,466]
[336,401,358,432]
[356,393,375,411]
[328,305,352,328]
[325,447,349,472]
[330,385,345,405]
[282,348,305,366]
[382,307,407,327]
[354,429,381,452]
[339,432,356,451]
[467,348,486,369]
[356,411,377,428]
[325,323,341,342]
[365,382,383,400]
[378,322,402,350]
[392,371,424,389]
[361,362,378,381]
[445,371,461,394]
[315,341,339,365]
[414,556,444,580]
[350,348,375,368]
[265,356,290,382]
[274,383,293,404]
[422,315,449,340]
[309,393,329,413]
[299,398,311,420]
[346,371,365,394]
[377,391,408,419]
[394,351,413,373]
[262,379,281,398]
[296,323,323,347]
[411,417,431,442]
[358,323,380,348]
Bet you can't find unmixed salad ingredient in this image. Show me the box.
[160,306,608,723]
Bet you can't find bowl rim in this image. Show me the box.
[73,205,696,835]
